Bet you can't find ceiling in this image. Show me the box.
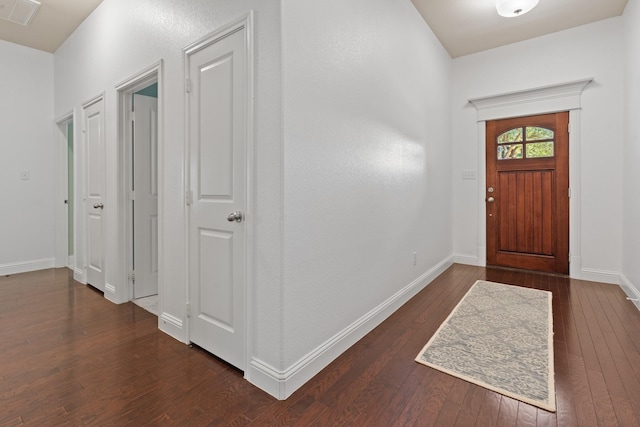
[411,0,629,58]
[0,0,630,56]
[0,0,102,53]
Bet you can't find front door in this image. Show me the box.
[486,112,569,274]
[84,97,106,290]
[187,25,248,370]
[133,93,159,299]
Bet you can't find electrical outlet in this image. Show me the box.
[413,252,417,266]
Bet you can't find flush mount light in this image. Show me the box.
[496,0,539,17]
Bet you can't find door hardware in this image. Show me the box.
[227,211,243,223]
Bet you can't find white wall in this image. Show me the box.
[278,0,453,396]
[54,0,285,374]
[452,18,625,282]
[53,0,453,400]
[0,40,54,275]
[622,0,640,300]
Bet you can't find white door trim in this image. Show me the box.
[54,111,74,270]
[469,78,592,279]
[115,60,164,305]
[184,12,255,373]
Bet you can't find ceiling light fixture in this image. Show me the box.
[495,0,539,18]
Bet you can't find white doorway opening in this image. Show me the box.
[55,113,76,274]
[116,62,163,314]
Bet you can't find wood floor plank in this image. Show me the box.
[495,396,519,427]
[454,385,486,426]
[516,402,538,427]
[474,391,502,426]
[2,265,640,425]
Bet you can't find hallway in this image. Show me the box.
[1,265,638,425]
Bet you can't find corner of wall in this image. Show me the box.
[159,312,187,343]
[619,273,640,311]
[248,255,454,400]
[104,283,118,302]
[246,358,287,399]
[579,268,620,285]
[453,254,481,266]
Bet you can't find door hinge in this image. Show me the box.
[185,78,191,94]
[130,110,135,122]
[130,190,135,201]
[186,303,191,318]
[129,271,135,281]
[568,187,572,198]
[186,190,193,206]
[568,122,571,133]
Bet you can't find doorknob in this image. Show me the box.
[487,197,495,203]
[93,203,104,209]
[227,211,243,222]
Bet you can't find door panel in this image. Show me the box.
[199,229,233,329]
[188,26,247,371]
[133,94,159,299]
[498,170,553,255]
[200,55,234,198]
[84,98,106,291]
[486,112,569,274]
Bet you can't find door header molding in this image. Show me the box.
[469,78,593,122]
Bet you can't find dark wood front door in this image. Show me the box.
[486,112,569,274]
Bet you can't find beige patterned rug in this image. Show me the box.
[415,280,555,412]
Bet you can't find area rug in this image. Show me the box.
[415,280,555,412]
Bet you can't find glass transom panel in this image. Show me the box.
[526,127,554,141]
[497,128,523,144]
[497,126,554,160]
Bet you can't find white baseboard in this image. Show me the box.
[160,312,186,343]
[104,283,117,302]
[580,268,620,285]
[0,258,55,276]
[569,255,582,279]
[247,358,286,398]
[73,267,84,284]
[452,254,480,266]
[247,256,454,400]
[620,274,640,311]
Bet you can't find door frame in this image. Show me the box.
[469,79,592,278]
[184,12,255,371]
[485,112,569,273]
[115,61,164,305]
[54,111,74,271]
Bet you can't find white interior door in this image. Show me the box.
[84,98,106,291]
[188,26,247,370]
[133,93,159,299]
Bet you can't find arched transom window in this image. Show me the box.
[497,126,554,160]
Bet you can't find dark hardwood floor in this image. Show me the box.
[1,264,639,426]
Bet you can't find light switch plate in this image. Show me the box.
[461,170,476,180]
